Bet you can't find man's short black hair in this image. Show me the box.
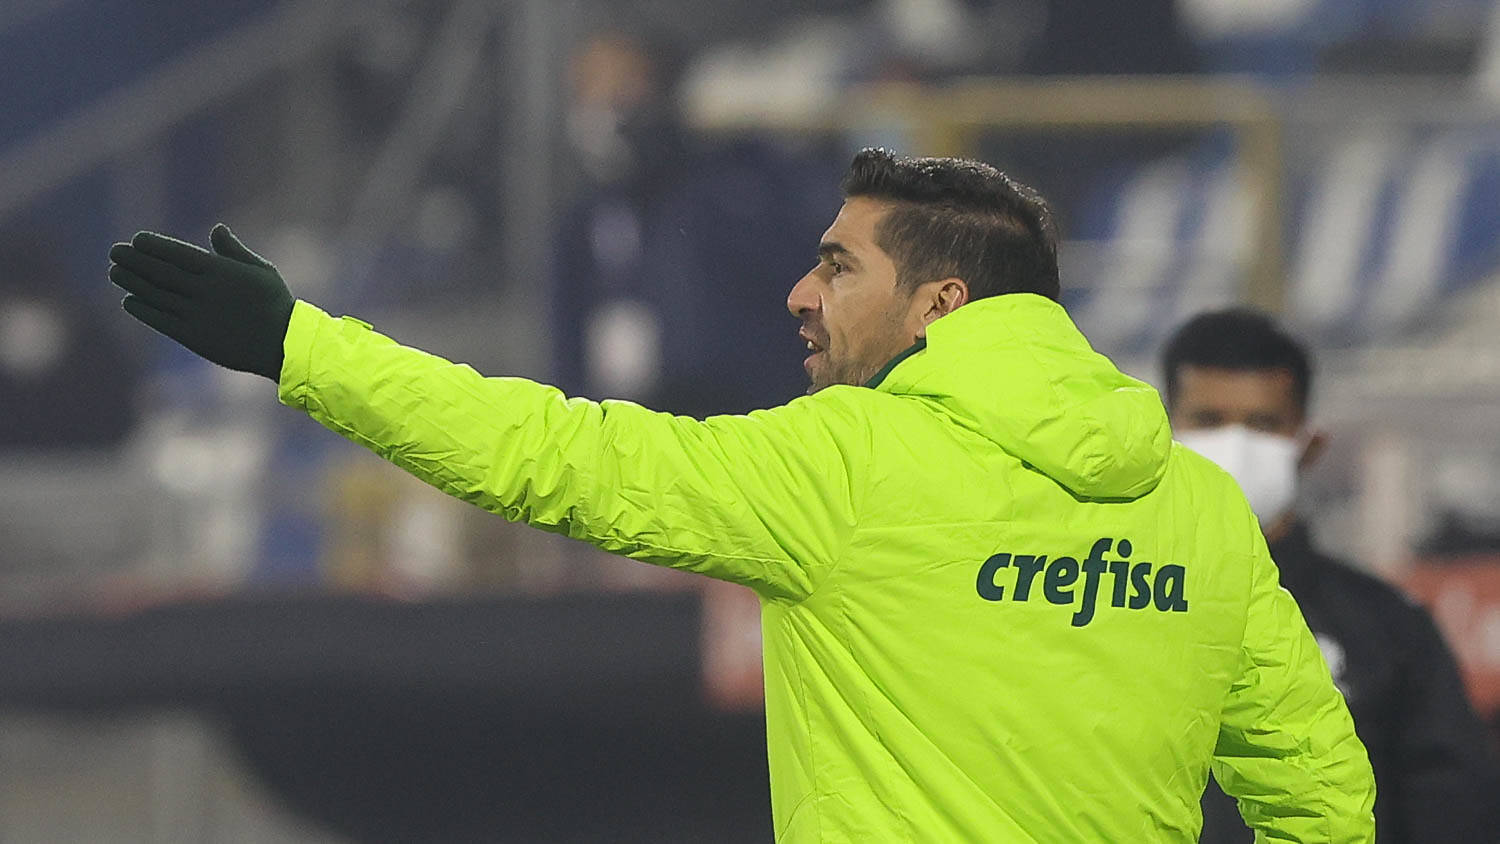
[840,148,1061,301]
[1161,308,1314,413]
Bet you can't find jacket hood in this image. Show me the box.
[870,294,1171,500]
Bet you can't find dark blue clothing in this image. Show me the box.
[552,140,842,418]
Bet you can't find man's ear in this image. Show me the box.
[916,278,969,335]
[1299,429,1330,473]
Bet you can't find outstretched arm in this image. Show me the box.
[110,228,867,602]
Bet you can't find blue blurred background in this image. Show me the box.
[2,0,1500,839]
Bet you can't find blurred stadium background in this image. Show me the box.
[2,0,1500,840]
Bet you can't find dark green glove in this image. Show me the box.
[109,224,295,380]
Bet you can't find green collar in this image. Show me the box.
[863,338,927,389]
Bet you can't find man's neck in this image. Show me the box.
[1263,511,1296,546]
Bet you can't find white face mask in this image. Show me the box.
[1176,424,1301,527]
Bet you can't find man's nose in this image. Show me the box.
[787,269,820,317]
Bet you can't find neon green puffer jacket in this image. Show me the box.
[279,293,1374,842]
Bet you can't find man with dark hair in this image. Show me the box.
[838,148,1061,301]
[790,150,1062,392]
[1164,308,1500,844]
[108,150,1374,841]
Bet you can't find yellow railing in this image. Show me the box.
[691,76,1286,312]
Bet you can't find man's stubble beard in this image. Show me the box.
[803,302,914,394]
[804,347,888,394]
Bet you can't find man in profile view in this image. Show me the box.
[108,149,1374,841]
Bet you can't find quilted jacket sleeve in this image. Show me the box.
[277,301,867,602]
[1210,518,1377,843]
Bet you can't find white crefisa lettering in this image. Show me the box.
[975,538,1189,627]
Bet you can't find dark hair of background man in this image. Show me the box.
[1160,308,1314,413]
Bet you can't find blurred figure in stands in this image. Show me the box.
[1009,0,1202,223]
[1162,308,1500,843]
[0,233,137,450]
[552,29,841,418]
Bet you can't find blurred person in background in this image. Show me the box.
[1163,308,1500,843]
[107,149,1374,841]
[1005,0,1202,227]
[0,234,137,451]
[553,28,840,418]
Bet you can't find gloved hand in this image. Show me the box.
[109,224,295,380]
